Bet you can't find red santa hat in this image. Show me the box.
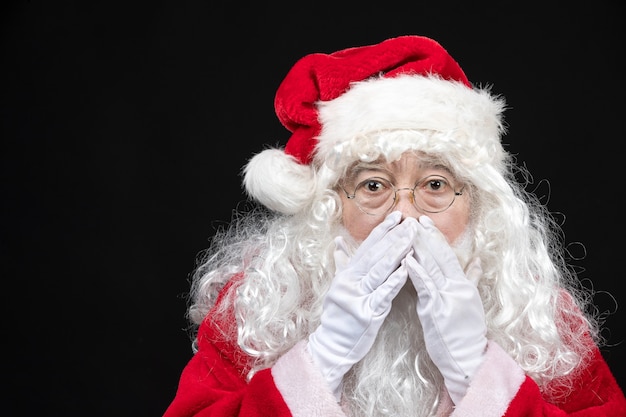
[243,35,505,214]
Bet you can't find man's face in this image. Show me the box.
[339,152,470,245]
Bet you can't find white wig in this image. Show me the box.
[191,38,601,416]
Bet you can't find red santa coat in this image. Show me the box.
[163,284,626,417]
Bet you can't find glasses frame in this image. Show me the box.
[340,175,465,216]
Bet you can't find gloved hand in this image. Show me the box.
[405,215,487,405]
[307,211,417,400]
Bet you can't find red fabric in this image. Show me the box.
[499,291,626,416]
[163,279,626,416]
[162,334,292,416]
[162,301,293,417]
[503,348,626,416]
[274,35,470,165]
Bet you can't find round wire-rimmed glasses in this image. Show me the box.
[340,175,465,216]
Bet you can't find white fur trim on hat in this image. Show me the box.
[314,74,506,167]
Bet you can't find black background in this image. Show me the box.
[2,2,624,416]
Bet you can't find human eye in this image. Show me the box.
[420,176,450,194]
[357,177,391,195]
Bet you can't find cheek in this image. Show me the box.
[340,198,381,242]
[435,218,469,244]
[429,201,471,244]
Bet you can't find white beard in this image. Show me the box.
[340,225,476,416]
[341,283,443,417]
[451,224,476,272]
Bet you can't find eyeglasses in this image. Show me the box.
[340,175,464,216]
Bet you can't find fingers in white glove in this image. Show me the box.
[332,212,417,312]
[308,211,417,399]
[412,216,466,285]
[406,215,487,405]
[333,210,403,272]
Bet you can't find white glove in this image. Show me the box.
[405,215,487,405]
[307,211,417,399]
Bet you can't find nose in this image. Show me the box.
[394,188,421,219]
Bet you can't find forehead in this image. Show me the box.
[344,152,453,180]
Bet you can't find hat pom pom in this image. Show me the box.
[243,148,315,215]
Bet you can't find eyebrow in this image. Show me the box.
[351,161,388,172]
[344,160,457,187]
[349,160,452,174]
[346,162,392,181]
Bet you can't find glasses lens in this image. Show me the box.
[353,177,395,215]
[414,175,456,213]
[348,175,460,215]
